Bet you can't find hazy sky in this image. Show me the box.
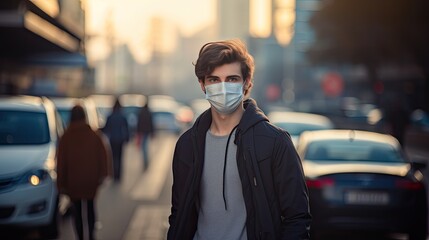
[85,0,215,63]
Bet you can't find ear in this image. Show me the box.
[244,78,253,98]
[244,78,253,91]
[199,79,206,93]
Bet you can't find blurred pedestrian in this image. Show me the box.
[57,105,112,240]
[167,39,311,240]
[137,98,154,171]
[102,97,129,181]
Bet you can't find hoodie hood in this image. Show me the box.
[238,98,269,134]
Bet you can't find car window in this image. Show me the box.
[0,111,50,145]
[305,140,403,163]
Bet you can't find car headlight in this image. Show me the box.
[19,169,49,186]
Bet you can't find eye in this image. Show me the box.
[227,76,241,82]
[205,77,219,84]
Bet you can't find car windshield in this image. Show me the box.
[305,140,403,163]
[274,122,331,136]
[0,111,50,145]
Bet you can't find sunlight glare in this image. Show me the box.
[274,0,296,46]
[249,0,272,38]
[85,0,215,63]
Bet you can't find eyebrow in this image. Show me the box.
[206,74,242,79]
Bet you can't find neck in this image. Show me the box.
[209,106,244,136]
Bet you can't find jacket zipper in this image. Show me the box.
[247,148,258,187]
[244,147,263,239]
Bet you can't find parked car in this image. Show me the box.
[189,98,210,123]
[50,96,100,131]
[89,93,147,137]
[296,129,427,240]
[148,95,188,134]
[175,104,194,130]
[411,109,429,132]
[267,111,334,147]
[0,95,64,238]
[119,93,146,137]
[87,94,116,128]
[369,108,429,133]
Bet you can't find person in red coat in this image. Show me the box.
[57,105,112,240]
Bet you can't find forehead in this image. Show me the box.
[209,62,242,77]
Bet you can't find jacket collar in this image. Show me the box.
[238,98,269,134]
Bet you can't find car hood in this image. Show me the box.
[303,160,410,178]
[0,144,56,176]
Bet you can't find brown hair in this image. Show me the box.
[194,39,255,83]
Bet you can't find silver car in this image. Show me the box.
[0,95,64,238]
[50,96,100,130]
[267,111,334,147]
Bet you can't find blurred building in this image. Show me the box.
[247,0,349,112]
[287,0,324,104]
[0,0,91,96]
[217,0,250,40]
[169,27,218,103]
[90,0,330,107]
[95,44,137,94]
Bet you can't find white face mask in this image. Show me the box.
[205,82,244,114]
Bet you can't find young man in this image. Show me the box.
[167,39,311,240]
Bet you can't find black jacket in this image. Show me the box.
[167,99,311,240]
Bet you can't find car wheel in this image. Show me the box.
[39,196,59,239]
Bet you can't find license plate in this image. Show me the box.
[344,191,390,205]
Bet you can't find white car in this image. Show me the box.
[149,95,187,134]
[87,94,116,128]
[50,96,100,131]
[0,95,64,238]
[119,93,147,137]
[267,111,335,147]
